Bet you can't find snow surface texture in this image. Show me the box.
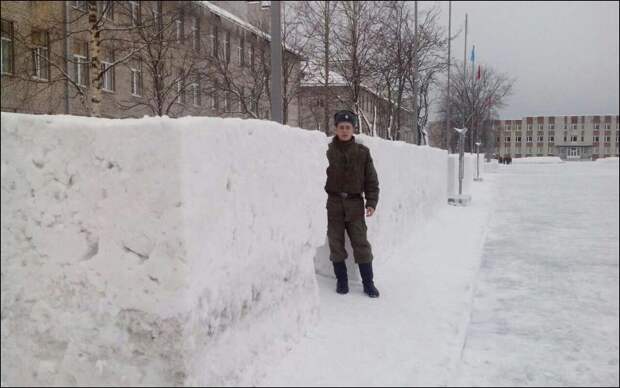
[312,136,448,281]
[447,153,476,198]
[512,156,564,164]
[456,160,619,387]
[1,114,327,386]
[1,113,450,386]
[483,159,499,173]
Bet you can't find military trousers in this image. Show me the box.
[326,195,374,264]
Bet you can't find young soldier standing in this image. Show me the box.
[325,110,380,298]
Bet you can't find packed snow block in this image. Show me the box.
[1,113,324,386]
[512,156,564,164]
[447,153,476,199]
[313,139,449,278]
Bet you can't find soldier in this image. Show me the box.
[325,110,380,298]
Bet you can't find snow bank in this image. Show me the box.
[512,156,564,164]
[447,153,476,198]
[1,113,325,386]
[595,156,619,163]
[1,113,451,386]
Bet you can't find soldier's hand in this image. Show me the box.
[366,207,375,217]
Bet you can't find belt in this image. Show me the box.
[328,192,362,199]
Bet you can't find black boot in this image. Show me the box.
[358,262,380,298]
[332,261,349,294]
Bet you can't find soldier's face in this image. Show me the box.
[335,122,354,141]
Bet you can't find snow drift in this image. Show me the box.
[512,156,564,164]
[1,113,450,386]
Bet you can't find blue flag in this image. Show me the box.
[470,45,475,63]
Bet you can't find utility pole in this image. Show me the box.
[445,1,451,151]
[270,1,283,123]
[413,1,419,144]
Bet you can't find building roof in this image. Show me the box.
[300,64,412,113]
[198,1,302,57]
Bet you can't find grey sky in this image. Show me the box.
[431,1,619,119]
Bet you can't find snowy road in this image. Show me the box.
[257,161,619,387]
[456,161,619,387]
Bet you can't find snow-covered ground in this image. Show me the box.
[258,170,497,386]
[258,161,619,387]
[456,161,619,387]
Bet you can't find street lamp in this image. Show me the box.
[474,141,483,182]
[448,127,472,206]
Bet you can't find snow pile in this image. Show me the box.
[1,113,452,386]
[447,153,476,198]
[1,113,325,386]
[595,156,619,163]
[512,156,564,164]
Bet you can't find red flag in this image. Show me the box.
[477,65,481,80]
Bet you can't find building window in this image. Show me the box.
[177,72,185,104]
[526,136,533,143]
[548,124,554,130]
[506,126,511,131]
[572,124,577,130]
[571,135,578,142]
[130,60,142,96]
[548,136,554,143]
[1,19,14,74]
[537,135,544,142]
[538,124,543,130]
[98,1,114,21]
[192,16,200,51]
[129,1,141,26]
[527,124,532,130]
[594,123,600,130]
[101,61,114,91]
[176,12,184,44]
[73,54,88,86]
[515,135,522,142]
[604,123,610,130]
[225,31,231,63]
[191,82,200,106]
[73,1,87,11]
[209,34,216,57]
[32,30,50,80]
[605,135,611,142]
[594,136,599,142]
[505,136,511,142]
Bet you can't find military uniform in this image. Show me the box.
[324,135,379,264]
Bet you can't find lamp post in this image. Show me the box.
[448,127,472,206]
[474,141,483,182]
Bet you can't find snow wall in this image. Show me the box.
[1,113,448,386]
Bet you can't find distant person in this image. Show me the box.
[324,110,380,298]
[499,155,504,164]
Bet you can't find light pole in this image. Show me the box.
[474,141,483,182]
[448,127,472,206]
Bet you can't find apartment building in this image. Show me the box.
[298,66,416,143]
[1,1,301,125]
[494,115,619,160]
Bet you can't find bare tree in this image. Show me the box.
[439,60,515,153]
[331,1,385,135]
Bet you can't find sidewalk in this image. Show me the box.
[257,175,497,386]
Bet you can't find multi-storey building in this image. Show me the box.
[298,66,416,143]
[494,115,619,160]
[1,1,301,125]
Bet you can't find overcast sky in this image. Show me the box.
[431,1,619,119]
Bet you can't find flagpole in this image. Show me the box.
[445,0,452,151]
[462,13,467,130]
